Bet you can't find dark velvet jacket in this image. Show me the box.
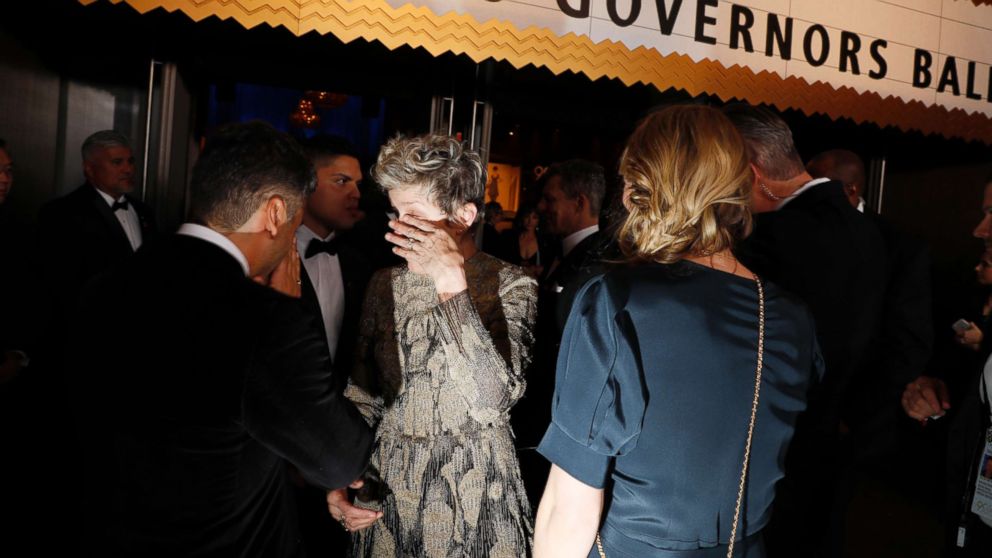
[739,180,888,433]
[71,234,373,557]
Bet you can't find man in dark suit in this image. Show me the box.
[538,159,607,331]
[514,159,606,506]
[903,176,992,557]
[807,149,933,465]
[726,105,888,558]
[37,130,157,305]
[27,132,159,553]
[294,134,374,555]
[296,135,371,390]
[71,121,375,556]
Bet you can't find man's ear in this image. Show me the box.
[263,195,288,237]
[574,193,592,216]
[453,202,479,229]
[749,162,763,185]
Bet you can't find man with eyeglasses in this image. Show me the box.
[902,174,992,557]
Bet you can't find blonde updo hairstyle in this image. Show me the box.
[618,105,753,264]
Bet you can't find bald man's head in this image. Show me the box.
[807,149,866,208]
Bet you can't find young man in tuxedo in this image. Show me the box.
[296,134,370,389]
[726,104,889,558]
[70,121,375,556]
[293,134,376,556]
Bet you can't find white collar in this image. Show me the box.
[776,177,831,209]
[856,197,866,213]
[296,224,336,244]
[562,225,599,257]
[92,185,127,207]
[176,223,250,276]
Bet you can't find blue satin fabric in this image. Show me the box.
[538,262,823,556]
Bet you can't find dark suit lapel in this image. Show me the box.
[85,186,134,255]
[337,246,363,316]
[298,259,328,344]
[127,195,157,242]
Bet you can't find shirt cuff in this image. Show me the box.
[537,421,611,489]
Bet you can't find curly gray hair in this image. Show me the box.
[372,133,486,225]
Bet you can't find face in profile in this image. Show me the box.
[84,146,136,198]
[0,148,12,205]
[976,250,992,286]
[539,176,577,236]
[523,209,539,232]
[975,182,992,240]
[307,155,363,232]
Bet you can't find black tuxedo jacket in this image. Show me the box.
[543,230,607,333]
[37,184,157,304]
[518,230,608,449]
[739,180,888,433]
[299,239,372,391]
[71,234,373,557]
[848,213,932,434]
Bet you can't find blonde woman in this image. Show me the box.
[336,134,536,557]
[532,105,823,558]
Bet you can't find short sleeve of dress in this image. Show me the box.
[537,274,647,489]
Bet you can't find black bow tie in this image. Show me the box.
[111,199,129,212]
[305,237,340,258]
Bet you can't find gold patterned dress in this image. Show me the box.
[344,252,537,558]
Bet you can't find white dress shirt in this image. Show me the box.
[176,223,249,276]
[776,177,831,209]
[94,186,143,251]
[296,225,346,363]
[561,224,599,258]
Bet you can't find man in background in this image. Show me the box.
[726,104,888,557]
[807,149,932,468]
[71,121,374,556]
[38,130,157,304]
[294,134,375,556]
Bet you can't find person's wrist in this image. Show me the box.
[433,267,467,294]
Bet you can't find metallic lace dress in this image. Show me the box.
[344,252,537,557]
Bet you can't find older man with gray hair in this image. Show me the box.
[38,130,158,303]
[726,104,889,558]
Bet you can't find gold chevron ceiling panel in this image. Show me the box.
[79,0,992,143]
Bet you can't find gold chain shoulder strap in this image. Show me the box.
[596,276,765,558]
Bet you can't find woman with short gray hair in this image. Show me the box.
[334,133,537,557]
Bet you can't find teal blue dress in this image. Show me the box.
[537,262,823,558]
